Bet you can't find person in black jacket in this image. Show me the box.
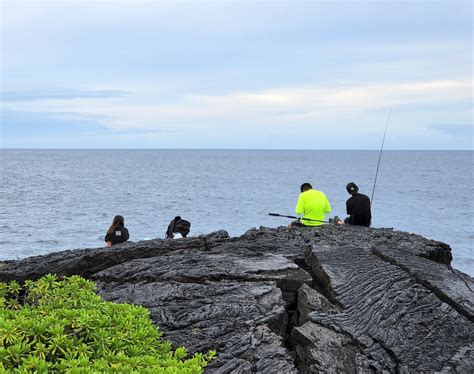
[104,215,129,247]
[166,216,191,238]
[344,182,371,227]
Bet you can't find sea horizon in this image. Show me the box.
[2,148,472,151]
[1,149,472,276]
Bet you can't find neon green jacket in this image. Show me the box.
[295,189,331,226]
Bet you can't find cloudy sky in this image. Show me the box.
[1,0,472,149]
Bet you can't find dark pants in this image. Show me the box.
[345,216,371,227]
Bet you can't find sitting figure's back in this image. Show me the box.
[105,215,130,247]
[345,182,371,227]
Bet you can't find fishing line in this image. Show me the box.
[371,108,392,207]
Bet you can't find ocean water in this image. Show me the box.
[0,149,472,276]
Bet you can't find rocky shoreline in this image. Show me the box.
[1,225,472,373]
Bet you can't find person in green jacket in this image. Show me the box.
[289,183,331,227]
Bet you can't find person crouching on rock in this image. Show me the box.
[166,216,191,238]
[289,183,331,228]
[104,215,130,247]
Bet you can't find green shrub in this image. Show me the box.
[0,274,215,372]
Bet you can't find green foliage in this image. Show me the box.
[0,274,216,372]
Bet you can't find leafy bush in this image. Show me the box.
[0,274,215,372]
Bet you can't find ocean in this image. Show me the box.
[0,149,472,276]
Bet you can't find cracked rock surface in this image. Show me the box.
[1,226,472,373]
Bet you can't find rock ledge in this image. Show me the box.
[1,226,472,373]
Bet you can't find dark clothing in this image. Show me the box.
[166,216,191,238]
[346,193,371,227]
[290,219,304,227]
[105,226,129,245]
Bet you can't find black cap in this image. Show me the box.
[346,182,359,194]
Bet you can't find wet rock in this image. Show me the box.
[0,225,472,373]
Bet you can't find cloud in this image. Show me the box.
[0,109,106,136]
[1,88,128,102]
[2,0,471,91]
[3,79,470,134]
[1,1,471,149]
[0,108,173,148]
[1,77,470,150]
[428,124,473,138]
[83,127,175,136]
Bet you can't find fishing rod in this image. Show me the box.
[371,108,392,207]
[268,213,330,224]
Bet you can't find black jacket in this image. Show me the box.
[166,216,191,238]
[346,193,371,227]
[105,226,129,245]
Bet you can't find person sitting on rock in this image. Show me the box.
[166,216,191,238]
[339,182,371,227]
[289,183,331,228]
[104,215,130,247]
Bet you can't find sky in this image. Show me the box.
[0,0,472,149]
